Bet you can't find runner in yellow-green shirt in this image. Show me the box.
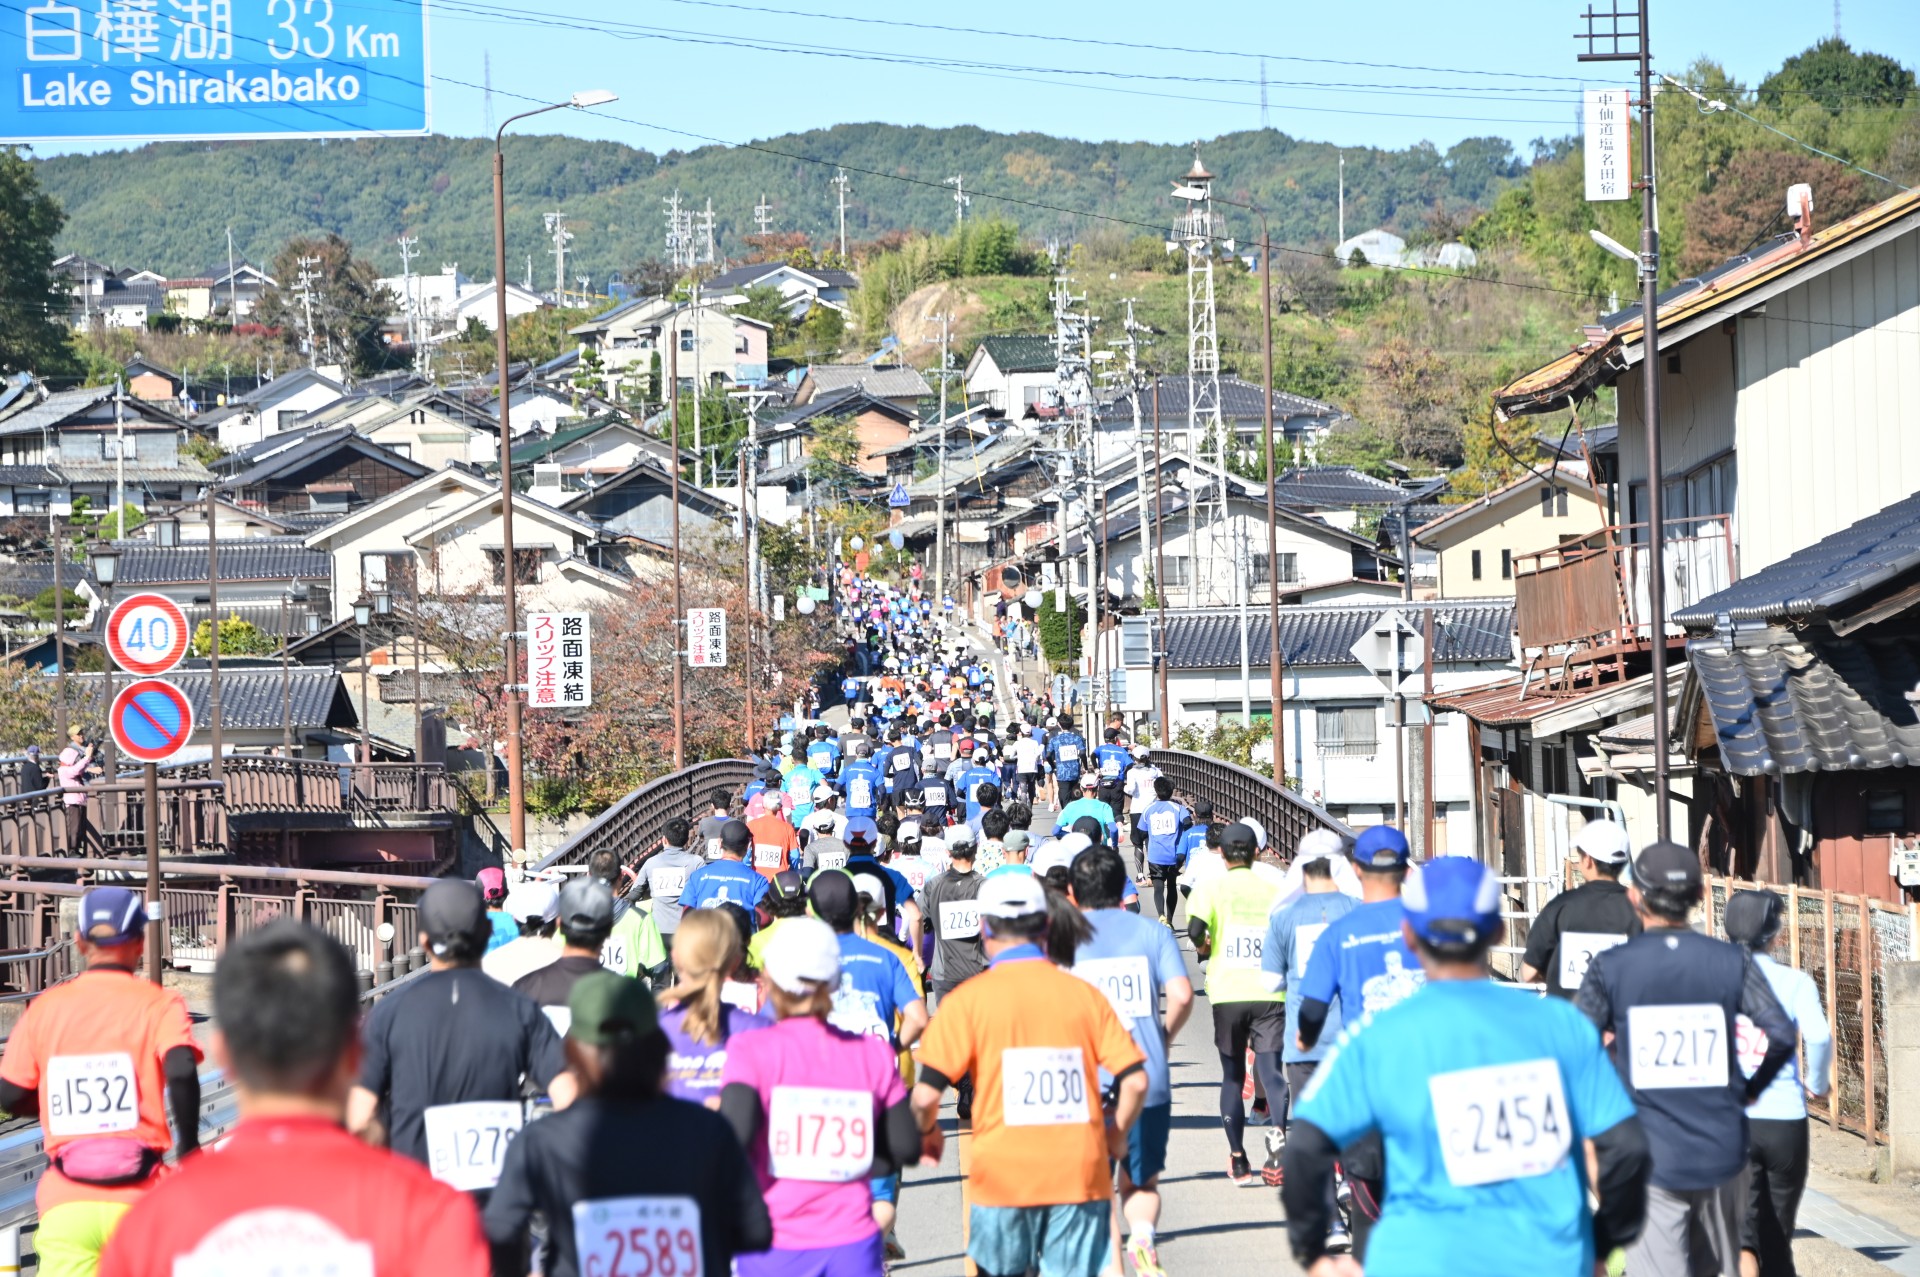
[1184,822,1288,1185]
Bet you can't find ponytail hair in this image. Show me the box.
[660,909,741,1047]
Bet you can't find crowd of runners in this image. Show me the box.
[0,571,1837,1277]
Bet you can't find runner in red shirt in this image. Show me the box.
[99,919,487,1277]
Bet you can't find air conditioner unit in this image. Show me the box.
[531,463,563,488]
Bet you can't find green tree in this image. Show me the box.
[734,284,796,345]
[1035,589,1085,670]
[257,232,395,374]
[0,147,72,376]
[29,587,83,625]
[191,614,279,657]
[182,434,226,467]
[1760,38,1914,112]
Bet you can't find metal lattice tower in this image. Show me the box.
[1172,146,1227,605]
[543,211,572,296]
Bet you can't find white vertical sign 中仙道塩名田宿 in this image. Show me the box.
[1583,89,1631,202]
[686,607,727,669]
[526,612,592,708]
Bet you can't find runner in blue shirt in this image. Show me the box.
[779,749,825,827]
[1045,714,1088,805]
[1133,777,1190,929]
[1174,801,1213,868]
[910,770,955,829]
[1068,845,1193,1277]
[804,725,840,775]
[837,742,885,820]
[678,820,772,917]
[1293,824,1422,1255]
[1284,856,1650,1277]
[808,869,928,1050]
[1054,774,1119,846]
[957,758,999,823]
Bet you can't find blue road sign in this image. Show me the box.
[888,482,910,509]
[110,677,195,763]
[4,0,429,143]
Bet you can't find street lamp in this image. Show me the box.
[1208,191,1286,779]
[353,595,373,767]
[280,579,309,756]
[493,87,618,860]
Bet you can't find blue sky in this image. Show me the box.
[26,0,1920,158]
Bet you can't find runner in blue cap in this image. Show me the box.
[1283,856,1653,1277]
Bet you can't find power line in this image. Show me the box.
[1661,73,1912,191]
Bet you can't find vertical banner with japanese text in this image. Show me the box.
[527,611,591,708]
[686,607,727,668]
[1583,89,1631,201]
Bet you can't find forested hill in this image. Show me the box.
[30,123,1526,281]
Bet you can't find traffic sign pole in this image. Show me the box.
[144,762,161,985]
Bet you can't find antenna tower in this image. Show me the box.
[946,174,970,225]
[1171,145,1226,604]
[753,194,774,237]
[543,210,572,296]
[1260,58,1269,128]
[700,198,717,266]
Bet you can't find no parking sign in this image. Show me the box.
[110,679,195,764]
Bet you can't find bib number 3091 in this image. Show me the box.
[1427,1057,1571,1187]
[1002,1047,1087,1126]
[424,1101,524,1191]
[573,1196,703,1277]
[1628,1003,1727,1090]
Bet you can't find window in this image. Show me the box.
[387,442,412,460]
[1250,552,1299,585]
[1540,486,1570,517]
[1161,556,1191,587]
[486,548,543,587]
[679,328,694,352]
[1866,789,1906,833]
[1316,705,1379,757]
[1501,549,1513,580]
[361,552,416,599]
[15,489,48,514]
[1471,549,1483,580]
[735,336,750,354]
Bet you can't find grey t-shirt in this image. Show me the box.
[695,814,730,859]
[922,867,986,991]
[639,847,709,934]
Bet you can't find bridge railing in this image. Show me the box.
[536,758,759,873]
[1148,749,1355,853]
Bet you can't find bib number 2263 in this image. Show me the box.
[572,1196,703,1277]
[1427,1057,1570,1187]
[1002,1047,1087,1126]
[1628,1003,1727,1090]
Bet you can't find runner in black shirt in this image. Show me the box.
[513,878,617,1034]
[1520,819,1641,998]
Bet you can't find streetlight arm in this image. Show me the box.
[495,91,617,149]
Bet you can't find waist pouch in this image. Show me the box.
[52,1137,161,1187]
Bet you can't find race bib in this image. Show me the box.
[1735,1014,1774,1078]
[1556,931,1628,991]
[1102,758,1123,778]
[1428,1058,1571,1187]
[922,785,947,807]
[767,1086,874,1182]
[932,743,953,761]
[1148,810,1178,837]
[573,1196,704,1277]
[721,982,760,1015]
[1057,745,1080,762]
[1628,1003,1728,1090]
[939,899,982,939]
[892,752,912,773]
[848,778,873,808]
[898,861,929,892]
[1215,925,1264,969]
[1002,1047,1088,1126]
[424,1101,524,1192]
[600,934,631,974]
[754,843,786,869]
[543,1006,574,1037]
[1074,956,1154,1020]
[705,837,723,859]
[816,849,849,872]
[46,1052,138,1137]
[651,867,689,900]
[967,781,984,803]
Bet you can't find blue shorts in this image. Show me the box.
[869,1171,900,1205]
[968,1202,1109,1277]
[1125,1103,1172,1185]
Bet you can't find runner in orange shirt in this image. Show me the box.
[911,874,1146,1277]
[746,793,801,878]
[0,888,202,1277]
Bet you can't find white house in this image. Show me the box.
[701,262,856,318]
[570,297,773,390]
[447,280,548,334]
[964,336,1056,416]
[207,368,348,449]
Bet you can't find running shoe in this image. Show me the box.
[1127,1237,1167,1277]
[1325,1223,1353,1254]
[1261,1126,1286,1187]
[1228,1151,1255,1186]
[884,1231,906,1262]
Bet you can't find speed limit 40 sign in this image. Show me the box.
[105,593,191,677]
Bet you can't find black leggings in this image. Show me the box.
[1218,1048,1287,1156]
[1746,1117,1810,1277]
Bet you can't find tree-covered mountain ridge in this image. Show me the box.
[30,122,1527,282]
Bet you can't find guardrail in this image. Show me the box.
[535,758,760,873]
[1148,748,1355,853]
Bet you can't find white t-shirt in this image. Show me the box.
[1013,737,1045,773]
[1122,764,1160,812]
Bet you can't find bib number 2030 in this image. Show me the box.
[424,1101,524,1191]
[1002,1046,1087,1126]
[1628,1003,1727,1090]
[1427,1057,1570,1187]
[573,1196,703,1277]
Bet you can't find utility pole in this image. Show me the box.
[668,333,686,771]
[396,235,420,368]
[1119,299,1153,611]
[832,168,851,260]
[544,210,572,296]
[701,198,717,265]
[946,174,969,226]
[1579,0,1670,838]
[113,380,126,537]
[293,256,321,367]
[1338,153,1346,248]
[225,226,239,323]
[1151,379,1170,746]
[1260,58,1269,129]
[753,193,774,238]
[663,191,683,271]
[933,309,951,609]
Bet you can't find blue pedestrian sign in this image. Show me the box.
[888,482,911,509]
[4,0,430,143]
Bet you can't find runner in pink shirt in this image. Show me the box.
[719,917,934,1277]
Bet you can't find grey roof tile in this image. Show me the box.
[1689,632,1920,776]
[1273,466,1414,509]
[109,537,332,585]
[804,364,931,400]
[1096,375,1345,425]
[66,667,351,731]
[1674,490,1920,629]
[1164,600,1513,669]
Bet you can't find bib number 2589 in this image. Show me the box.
[572,1196,703,1277]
